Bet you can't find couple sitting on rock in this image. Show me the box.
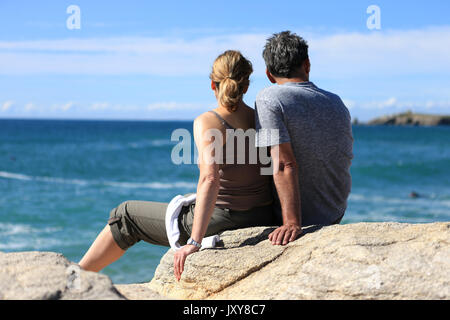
[79,31,354,281]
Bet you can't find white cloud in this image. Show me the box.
[0,101,211,118]
[4,98,447,121]
[361,97,398,109]
[146,102,206,111]
[309,27,450,78]
[344,97,450,111]
[91,102,110,110]
[24,103,35,111]
[0,27,449,78]
[0,34,265,76]
[342,99,356,110]
[1,100,14,112]
[60,101,74,111]
[1,28,449,119]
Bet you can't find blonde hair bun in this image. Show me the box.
[210,50,253,112]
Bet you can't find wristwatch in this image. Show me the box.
[186,237,202,249]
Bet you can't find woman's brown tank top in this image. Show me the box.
[209,110,273,211]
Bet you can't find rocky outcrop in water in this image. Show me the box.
[368,111,450,126]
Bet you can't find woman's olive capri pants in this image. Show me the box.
[107,200,274,250]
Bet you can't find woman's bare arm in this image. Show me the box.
[190,115,222,243]
[173,114,223,280]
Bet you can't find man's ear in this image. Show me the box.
[304,58,311,75]
[266,69,277,84]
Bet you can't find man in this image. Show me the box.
[255,31,353,246]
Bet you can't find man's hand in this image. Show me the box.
[268,224,302,245]
[173,244,199,281]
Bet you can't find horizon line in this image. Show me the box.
[0,116,196,122]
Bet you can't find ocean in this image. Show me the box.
[0,119,449,284]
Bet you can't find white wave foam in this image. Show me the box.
[349,193,409,205]
[35,176,89,186]
[440,200,450,208]
[0,170,196,190]
[104,181,196,189]
[0,223,61,236]
[128,139,175,149]
[0,223,83,251]
[349,192,450,207]
[0,237,65,250]
[0,171,32,181]
[0,171,87,185]
[0,240,31,250]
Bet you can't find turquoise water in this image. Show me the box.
[0,119,449,284]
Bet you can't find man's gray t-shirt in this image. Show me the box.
[255,81,353,226]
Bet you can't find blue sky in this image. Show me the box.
[0,0,449,121]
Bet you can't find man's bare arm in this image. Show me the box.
[269,142,302,245]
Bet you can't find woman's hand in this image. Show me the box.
[173,244,200,281]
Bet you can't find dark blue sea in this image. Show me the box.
[0,119,449,284]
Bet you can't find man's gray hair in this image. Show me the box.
[262,31,309,78]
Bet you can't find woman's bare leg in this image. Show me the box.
[79,225,125,272]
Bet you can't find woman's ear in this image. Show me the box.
[211,80,217,91]
[266,69,277,84]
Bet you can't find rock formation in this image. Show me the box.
[368,111,450,126]
[148,222,450,300]
[1,222,449,300]
[0,251,124,299]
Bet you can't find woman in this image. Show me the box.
[79,50,273,281]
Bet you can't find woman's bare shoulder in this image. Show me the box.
[194,110,223,132]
